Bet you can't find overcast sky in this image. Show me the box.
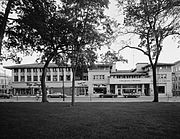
[1,0,180,73]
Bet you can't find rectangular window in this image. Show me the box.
[40,69,43,72]
[27,69,31,72]
[14,69,18,73]
[59,75,64,81]
[66,75,71,81]
[34,76,38,81]
[20,76,25,82]
[53,75,57,81]
[27,76,31,81]
[14,76,18,82]
[21,69,25,72]
[39,76,42,81]
[53,68,57,72]
[33,68,37,72]
[66,68,70,72]
[46,75,51,81]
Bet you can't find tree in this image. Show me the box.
[100,50,127,64]
[118,0,180,102]
[61,0,115,106]
[5,0,71,102]
[0,0,13,56]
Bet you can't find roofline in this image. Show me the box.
[3,63,71,69]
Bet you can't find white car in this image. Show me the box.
[47,92,67,98]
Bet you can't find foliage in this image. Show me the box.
[117,0,180,102]
[100,50,127,64]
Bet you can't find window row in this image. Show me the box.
[93,75,105,80]
[14,75,71,82]
[157,74,167,79]
[14,67,71,73]
[111,75,147,79]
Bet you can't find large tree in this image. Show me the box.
[5,0,71,102]
[61,0,114,106]
[118,0,180,102]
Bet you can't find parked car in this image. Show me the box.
[0,93,13,99]
[99,94,118,98]
[47,92,67,98]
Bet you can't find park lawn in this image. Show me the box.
[0,102,180,139]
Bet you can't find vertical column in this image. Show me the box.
[120,85,123,95]
[18,69,20,82]
[107,84,110,94]
[142,84,144,96]
[25,69,27,82]
[31,68,33,82]
[115,85,118,95]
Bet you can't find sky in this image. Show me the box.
[1,0,180,75]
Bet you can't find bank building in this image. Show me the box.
[3,61,179,97]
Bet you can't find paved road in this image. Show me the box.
[1,95,180,102]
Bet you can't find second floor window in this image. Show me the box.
[21,69,25,72]
[14,69,18,73]
[27,69,31,72]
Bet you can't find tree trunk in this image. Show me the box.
[41,66,49,102]
[71,67,76,106]
[62,67,65,101]
[0,0,13,55]
[152,66,159,102]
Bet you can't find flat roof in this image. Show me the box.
[3,63,70,69]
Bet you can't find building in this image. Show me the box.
[172,60,180,96]
[0,70,12,94]
[88,62,173,97]
[4,61,175,96]
[4,63,88,96]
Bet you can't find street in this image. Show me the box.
[1,95,180,102]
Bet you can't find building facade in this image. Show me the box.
[4,61,176,96]
[172,60,180,96]
[4,63,88,96]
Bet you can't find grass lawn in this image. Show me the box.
[0,102,180,139]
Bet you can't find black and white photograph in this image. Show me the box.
[1,0,180,138]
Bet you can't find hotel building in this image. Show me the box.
[4,61,175,96]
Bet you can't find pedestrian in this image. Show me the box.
[36,91,40,101]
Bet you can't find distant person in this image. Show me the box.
[36,91,40,101]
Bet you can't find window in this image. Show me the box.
[20,76,25,82]
[39,76,42,81]
[27,69,31,72]
[34,76,38,81]
[93,75,105,80]
[21,69,25,72]
[14,69,18,73]
[53,68,57,72]
[46,75,51,81]
[14,76,18,82]
[66,75,71,81]
[59,75,64,81]
[27,76,31,81]
[157,86,165,94]
[66,68,70,72]
[33,68,37,72]
[53,75,57,81]
[40,69,43,72]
